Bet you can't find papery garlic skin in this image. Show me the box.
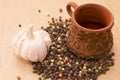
[34,30,51,48]
[12,25,51,62]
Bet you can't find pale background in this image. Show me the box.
[0,0,120,80]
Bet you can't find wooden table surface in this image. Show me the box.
[0,0,120,80]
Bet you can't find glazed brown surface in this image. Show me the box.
[66,2,113,58]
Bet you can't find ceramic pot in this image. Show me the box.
[66,2,114,58]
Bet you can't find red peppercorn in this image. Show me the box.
[47,14,50,17]
[99,60,105,65]
[58,73,63,77]
[55,71,59,75]
[85,77,90,80]
[64,72,68,76]
[59,8,63,13]
[70,54,74,59]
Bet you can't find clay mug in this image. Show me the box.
[66,2,114,58]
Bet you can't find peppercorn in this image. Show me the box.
[18,24,22,27]
[38,9,41,13]
[59,8,63,13]
[17,76,21,80]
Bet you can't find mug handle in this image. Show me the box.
[66,2,78,16]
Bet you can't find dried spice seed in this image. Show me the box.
[38,9,41,13]
[18,24,22,27]
[59,8,63,13]
[17,76,21,80]
[58,72,63,77]
[32,17,114,80]
[47,14,50,17]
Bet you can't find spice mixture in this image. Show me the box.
[32,17,114,80]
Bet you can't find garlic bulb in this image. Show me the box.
[12,25,52,62]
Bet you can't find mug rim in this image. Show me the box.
[72,3,114,32]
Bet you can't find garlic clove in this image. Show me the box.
[34,30,51,48]
[20,40,30,60]
[14,38,24,58]
[28,38,47,62]
[37,38,47,61]
[28,45,39,62]
[12,27,27,46]
[20,25,34,60]
[12,29,26,58]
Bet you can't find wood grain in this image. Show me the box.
[0,0,120,80]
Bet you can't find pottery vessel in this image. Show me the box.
[66,2,114,58]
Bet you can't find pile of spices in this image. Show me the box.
[32,16,114,80]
